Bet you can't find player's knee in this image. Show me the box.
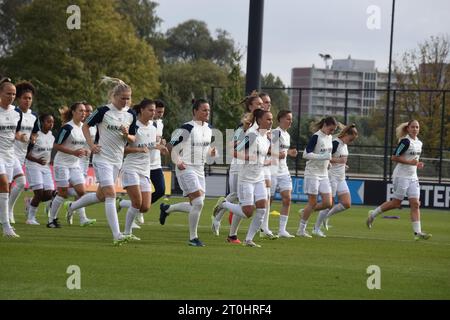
[191,196,204,210]
[243,207,254,217]
[342,202,351,209]
[140,204,150,213]
[14,175,26,189]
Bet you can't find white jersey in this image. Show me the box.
[329,137,348,181]
[25,131,55,169]
[236,129,271,183]
[81,125,97,163]
[13,108,39,165]
[303,130,332,178]
[392,135,423,180]
[272,127,291,176]
[0,105,22,165]
[86,104,137,168]
[149,119,163,170]
[53,120,86,168]
[170,120,212,176]
[123,120,157,177]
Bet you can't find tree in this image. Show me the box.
[261,73,290,123]
[393,35,450,157]
[164,19,234,65]
[0,0,31,55]
[0,0,160,122]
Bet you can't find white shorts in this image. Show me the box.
[270,174,292,196]
[12,158,24,178]
[303,176,332,195]
[93,162,120,188]
[330,177,350,197]
[238,180,267,206]
[80,159,90,177]
[229,171,239,194]
[121,171,152,192]
[176,170,205,197]
[263,166,271,182]
[0,160,14,183]
[392,177,420,200]
[54,166,85,188]
[25,166,54,191]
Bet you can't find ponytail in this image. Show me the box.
[338,123,358,139]
[310,116,337,133]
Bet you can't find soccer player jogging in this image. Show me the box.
[297,116,337,238]
[159,99,217,247]
[270,110,298,238]
[9,81,39,224]
[0,78,23,237]
[25,114,55,226]
[211,93,263,243]
[213,109,273,248]
[120,99,161,240]
[64,77,137,246]
[313,124,358,235]
[50,102,96,227]
[367,120,431,241]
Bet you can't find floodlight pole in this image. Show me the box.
[245,0,264,95]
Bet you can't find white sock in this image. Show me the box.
[167,202,191,213]
[50,195,65,220]
[124,206,140,235]
[279,214,288,233]
[314,209,329,230]
[119,199,131,209]
[28,205,38,220]
[78,207,88,222]
[298,219,307,233]
[261,195,270,232]
[8,175,26,217]
[245,208,265,241]
[229,214,242,236]
[225,192,238,203]
[327,203,346,217]
[222,201,247,218]
[67,188,77,197]
[189,197,203,240]
[0,193,12,229]
[70,193,100,211]
[412,221,421,234]
[105,197,121,239]
[371,206,383,218]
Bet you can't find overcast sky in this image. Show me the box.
[156,0,450,86]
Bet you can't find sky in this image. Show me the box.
[156,0,450,86]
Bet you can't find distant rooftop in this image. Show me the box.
[331,55,376,72]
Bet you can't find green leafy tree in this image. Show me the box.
[0,0,160,123]
[0,0,31,55]
[261,73,290,124]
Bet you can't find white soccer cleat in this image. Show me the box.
[243,239,261,248]
[80,219,96,227]
[124,234,141,241]
[211,218,220,236]
[296,230,312,238]
[260,230,279,240]
[3,227,20,238]
[136,213,144,224]
[212,196,226,218]
[312,228,327,238]
[26,219,40,225]
[414,232,432,241]
[131,221,141,229]
[298,208,304,216]
[278,231,295,238]
[367,211,375,229]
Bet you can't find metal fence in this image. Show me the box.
[209,86,450,183]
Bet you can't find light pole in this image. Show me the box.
[383,0,396,181]
[319,53,332,116]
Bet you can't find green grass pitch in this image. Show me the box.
[1,192,449,300]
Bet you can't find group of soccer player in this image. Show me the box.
[0,76,431,246]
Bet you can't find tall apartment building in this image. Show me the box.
[290,56,395,116]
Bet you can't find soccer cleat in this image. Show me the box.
[278,231,295,238]
[136,212,144,224]
[312,228,327,238]
[414,232,432,241]
[80,218,96,227]
[26,219,40,225]
[63,201,74,225]
[131,221,141,229]
[367,211,375,229]
[113,234,129,246]
[211,217,220,236]
[46,218,62,228]
[296,230,312,238]
[159,203,170,225]
[243,240,261,248]
[188,238,205,247]
[323,218,330,231]
[212,196,225,218]
[124,234,141,241]
[226,235,241,244]
[116,196,123,214]
[260,230,279,240]
[3,227,20,238]
[9,213,15,225]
